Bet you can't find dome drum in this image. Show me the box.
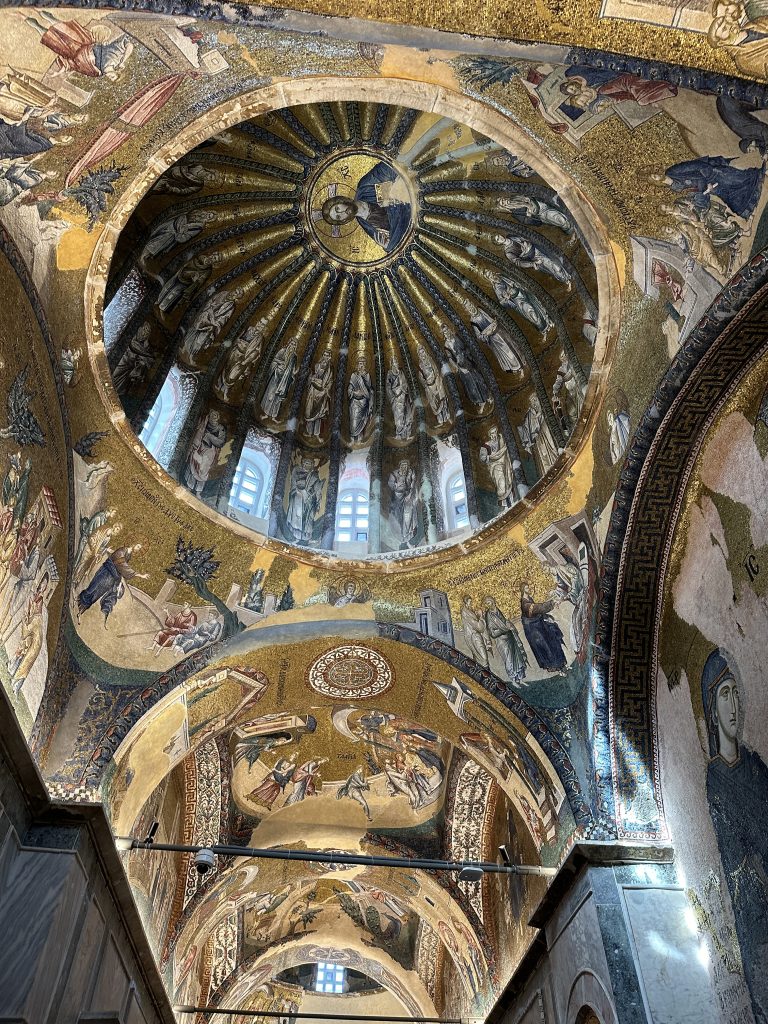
[105,100,600,559]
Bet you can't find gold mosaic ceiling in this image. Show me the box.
[106,100,599,558]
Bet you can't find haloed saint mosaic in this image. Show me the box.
[306,152,416,266]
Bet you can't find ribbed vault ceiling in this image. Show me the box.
[106,100,599,558]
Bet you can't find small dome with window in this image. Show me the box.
[104,99,601,560]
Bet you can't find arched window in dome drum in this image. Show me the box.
[447,470,470,530]
[335,488,370,545]
[103,267,146,352]
[228,447,273,520]
[139,365,181,465]
[315,962,346,994]
[229,459,263,515]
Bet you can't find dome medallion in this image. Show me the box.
[306,150,416,268]
[104,100,601,561]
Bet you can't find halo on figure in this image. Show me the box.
[309,182,359,240]
[602,385,630,467]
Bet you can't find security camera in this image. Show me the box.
[194,848,216,875]
[498,844,512,866]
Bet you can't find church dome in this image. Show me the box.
[104,99,600,559]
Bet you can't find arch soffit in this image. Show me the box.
[103,629,575,843]
[210,936,435,1017]
[595,252,768,840]
[169,863,488,991]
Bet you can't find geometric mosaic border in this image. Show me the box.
[595,250,768,839]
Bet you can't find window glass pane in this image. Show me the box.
[103,268,146,352]
[140,368,181,460]
[229,454,266,515]
[336,487,370,546]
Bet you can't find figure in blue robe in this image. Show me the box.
[702,648,768,1024]
[76,545,144,626]
[661,156,764,220]
[520,583,566,673]
[321,161,412,253]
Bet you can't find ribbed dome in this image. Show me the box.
[104,100,599,558]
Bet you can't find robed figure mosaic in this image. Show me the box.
[701,648,768,1024]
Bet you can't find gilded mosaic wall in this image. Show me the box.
[0,239,68,738]
[1,1,768,1018]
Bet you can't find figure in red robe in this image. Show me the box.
[149,602,197,657]
[24,12,133,80]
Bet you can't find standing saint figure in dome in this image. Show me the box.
[551,349,586,434]
[416,345,449,425]
[185,408,227,498]
[215,319,267,401]
[157,255,213,316]
[180,287,239,363]
[479,425,517,508]
[441,323,489,410]
[519,394,560,477]
[303,350,333,439]
[464,298,523,374]
[486,269,555,337]
[348,356,373,441]
[386,355,414,440]
[112,323,154,395]
[496,194,573,234]
[388,459,419,547]
[494,232,571,288]
[141,209,216,264]
[261,337,298,420]
[287,455,324,543]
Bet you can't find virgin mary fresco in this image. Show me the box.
[701,647,768,1023]
[320,161,412,254]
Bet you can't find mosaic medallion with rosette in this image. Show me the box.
[307,644,393,699]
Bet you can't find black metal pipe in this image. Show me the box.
[119,837,557,876]
[174,1007,461,1022]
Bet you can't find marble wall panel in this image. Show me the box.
[623,886,718,1024]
